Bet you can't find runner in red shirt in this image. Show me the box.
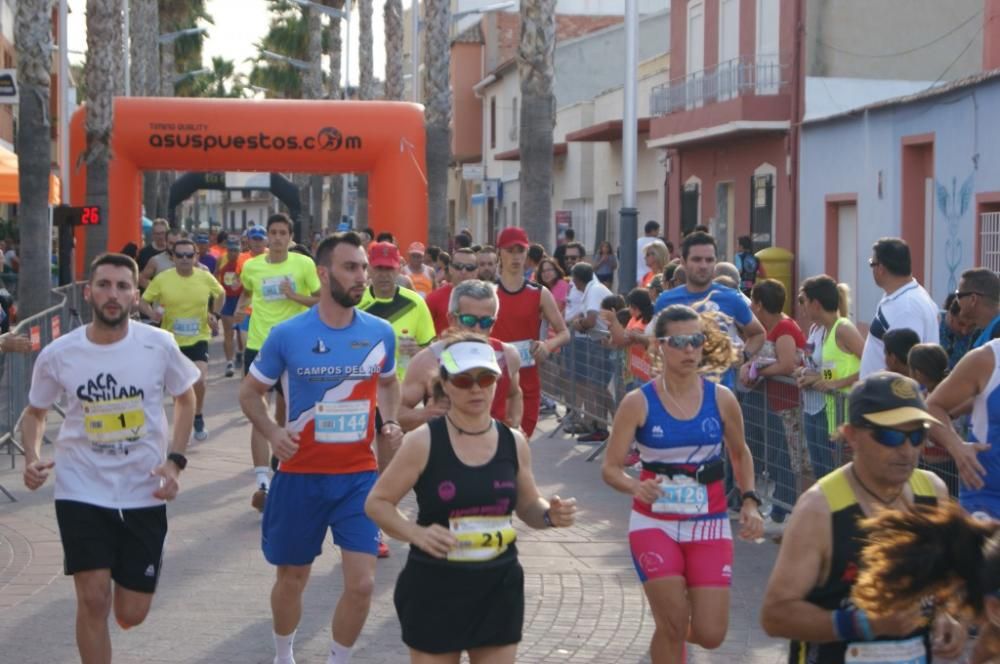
[425,247,480,335]
[492,227,570,437]
[216,238,245,377]
[399,279,524,432]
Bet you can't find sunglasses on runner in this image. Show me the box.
[861,424,928,448]
[174,252,196,259]
[453,263,479,272]
[657,333,706,349]
[448,372,499,389]
[455,314,496,330]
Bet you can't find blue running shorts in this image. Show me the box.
[262,470,379,565]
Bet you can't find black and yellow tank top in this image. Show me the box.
[788,467,938,664]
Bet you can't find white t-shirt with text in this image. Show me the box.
[28,323,200,509]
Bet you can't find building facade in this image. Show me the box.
[648,0,988,263]
[799,71,1000,324]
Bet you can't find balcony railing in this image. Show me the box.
[650,53,790,117]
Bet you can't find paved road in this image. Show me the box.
[0,348,788,663]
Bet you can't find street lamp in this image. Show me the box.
[159,26,208,44]
[411,1,515,103]
[261,49,316,72]
[453,1,514,20]
[173,68,211,85]
[287,0,348,20]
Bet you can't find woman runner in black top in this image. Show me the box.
[366,334,577,663]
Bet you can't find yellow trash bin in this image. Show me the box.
[756,247,795,314]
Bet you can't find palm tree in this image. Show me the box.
[15,0,55,317]
[130,0,160,221]
[383,0,404,100]
[518,0,556,248]
[84,0,125,266]
[189,56,247,98]
[424,0,450,247]
[355,0,373,228]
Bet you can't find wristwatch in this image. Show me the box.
[167,452,188,470]
[741,490,763,508]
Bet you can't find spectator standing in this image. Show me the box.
[565,262,614,441]
[956,267,1000,349]
[602,287,655,388]
[940,292,978,369]
[525,243,546,281]
[795,275,863,480]
[655,232,766,389]
[859,238,940,378]
[640,241,668,288]
[742,278,807,513]
[883,328,920,376]
[552,228,573,274]
[734,235,762,296]
[636,220,661,286]
[593,241,617,287]
[537,257,569,315]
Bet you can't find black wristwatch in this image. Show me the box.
[741,490,763,508]
[167,452,188,470]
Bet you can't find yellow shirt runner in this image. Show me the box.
[142,268,225,347]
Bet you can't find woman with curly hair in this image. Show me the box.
[854,502,999,663]
[602,304,764,663]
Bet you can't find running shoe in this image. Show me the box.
[193,414,208,441]
[225,362,234,378]
[377,541,391,558]
[251,485,267,512]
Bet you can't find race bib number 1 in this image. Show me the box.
[845,636,926,663]
[510,340,536,368]
[651,475,709,515]
[314,400,370,443]
[83,396,146,447]
[448,515,517,562]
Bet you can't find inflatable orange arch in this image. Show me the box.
[70,97,427,270]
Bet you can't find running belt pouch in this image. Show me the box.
[641,458,724,485]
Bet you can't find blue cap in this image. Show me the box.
[247,226,266,240]
[225,238,240,249]
[195,233,210,244]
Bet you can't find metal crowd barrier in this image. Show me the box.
[0,282,88,501]
[539,340,963,516]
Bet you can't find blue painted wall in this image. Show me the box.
[799,77,999,321]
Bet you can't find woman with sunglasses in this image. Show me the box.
[761,372,965,663]
[366,334,577,663]
[602,304,764,663]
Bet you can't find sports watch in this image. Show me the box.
[167,452,188,471]
[741,490,763,508]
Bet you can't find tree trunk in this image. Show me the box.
[326,16,343,228]
[157,39,175,222]
[355,0,373,229]
[304,6,323,241]
[85,0,125,266]
[383,0,404,101]
[130,0,160,220]
[518,0,556,249]
[424,0,451,247]
[16,0,55,317]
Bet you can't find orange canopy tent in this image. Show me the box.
[0,145,60,204]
